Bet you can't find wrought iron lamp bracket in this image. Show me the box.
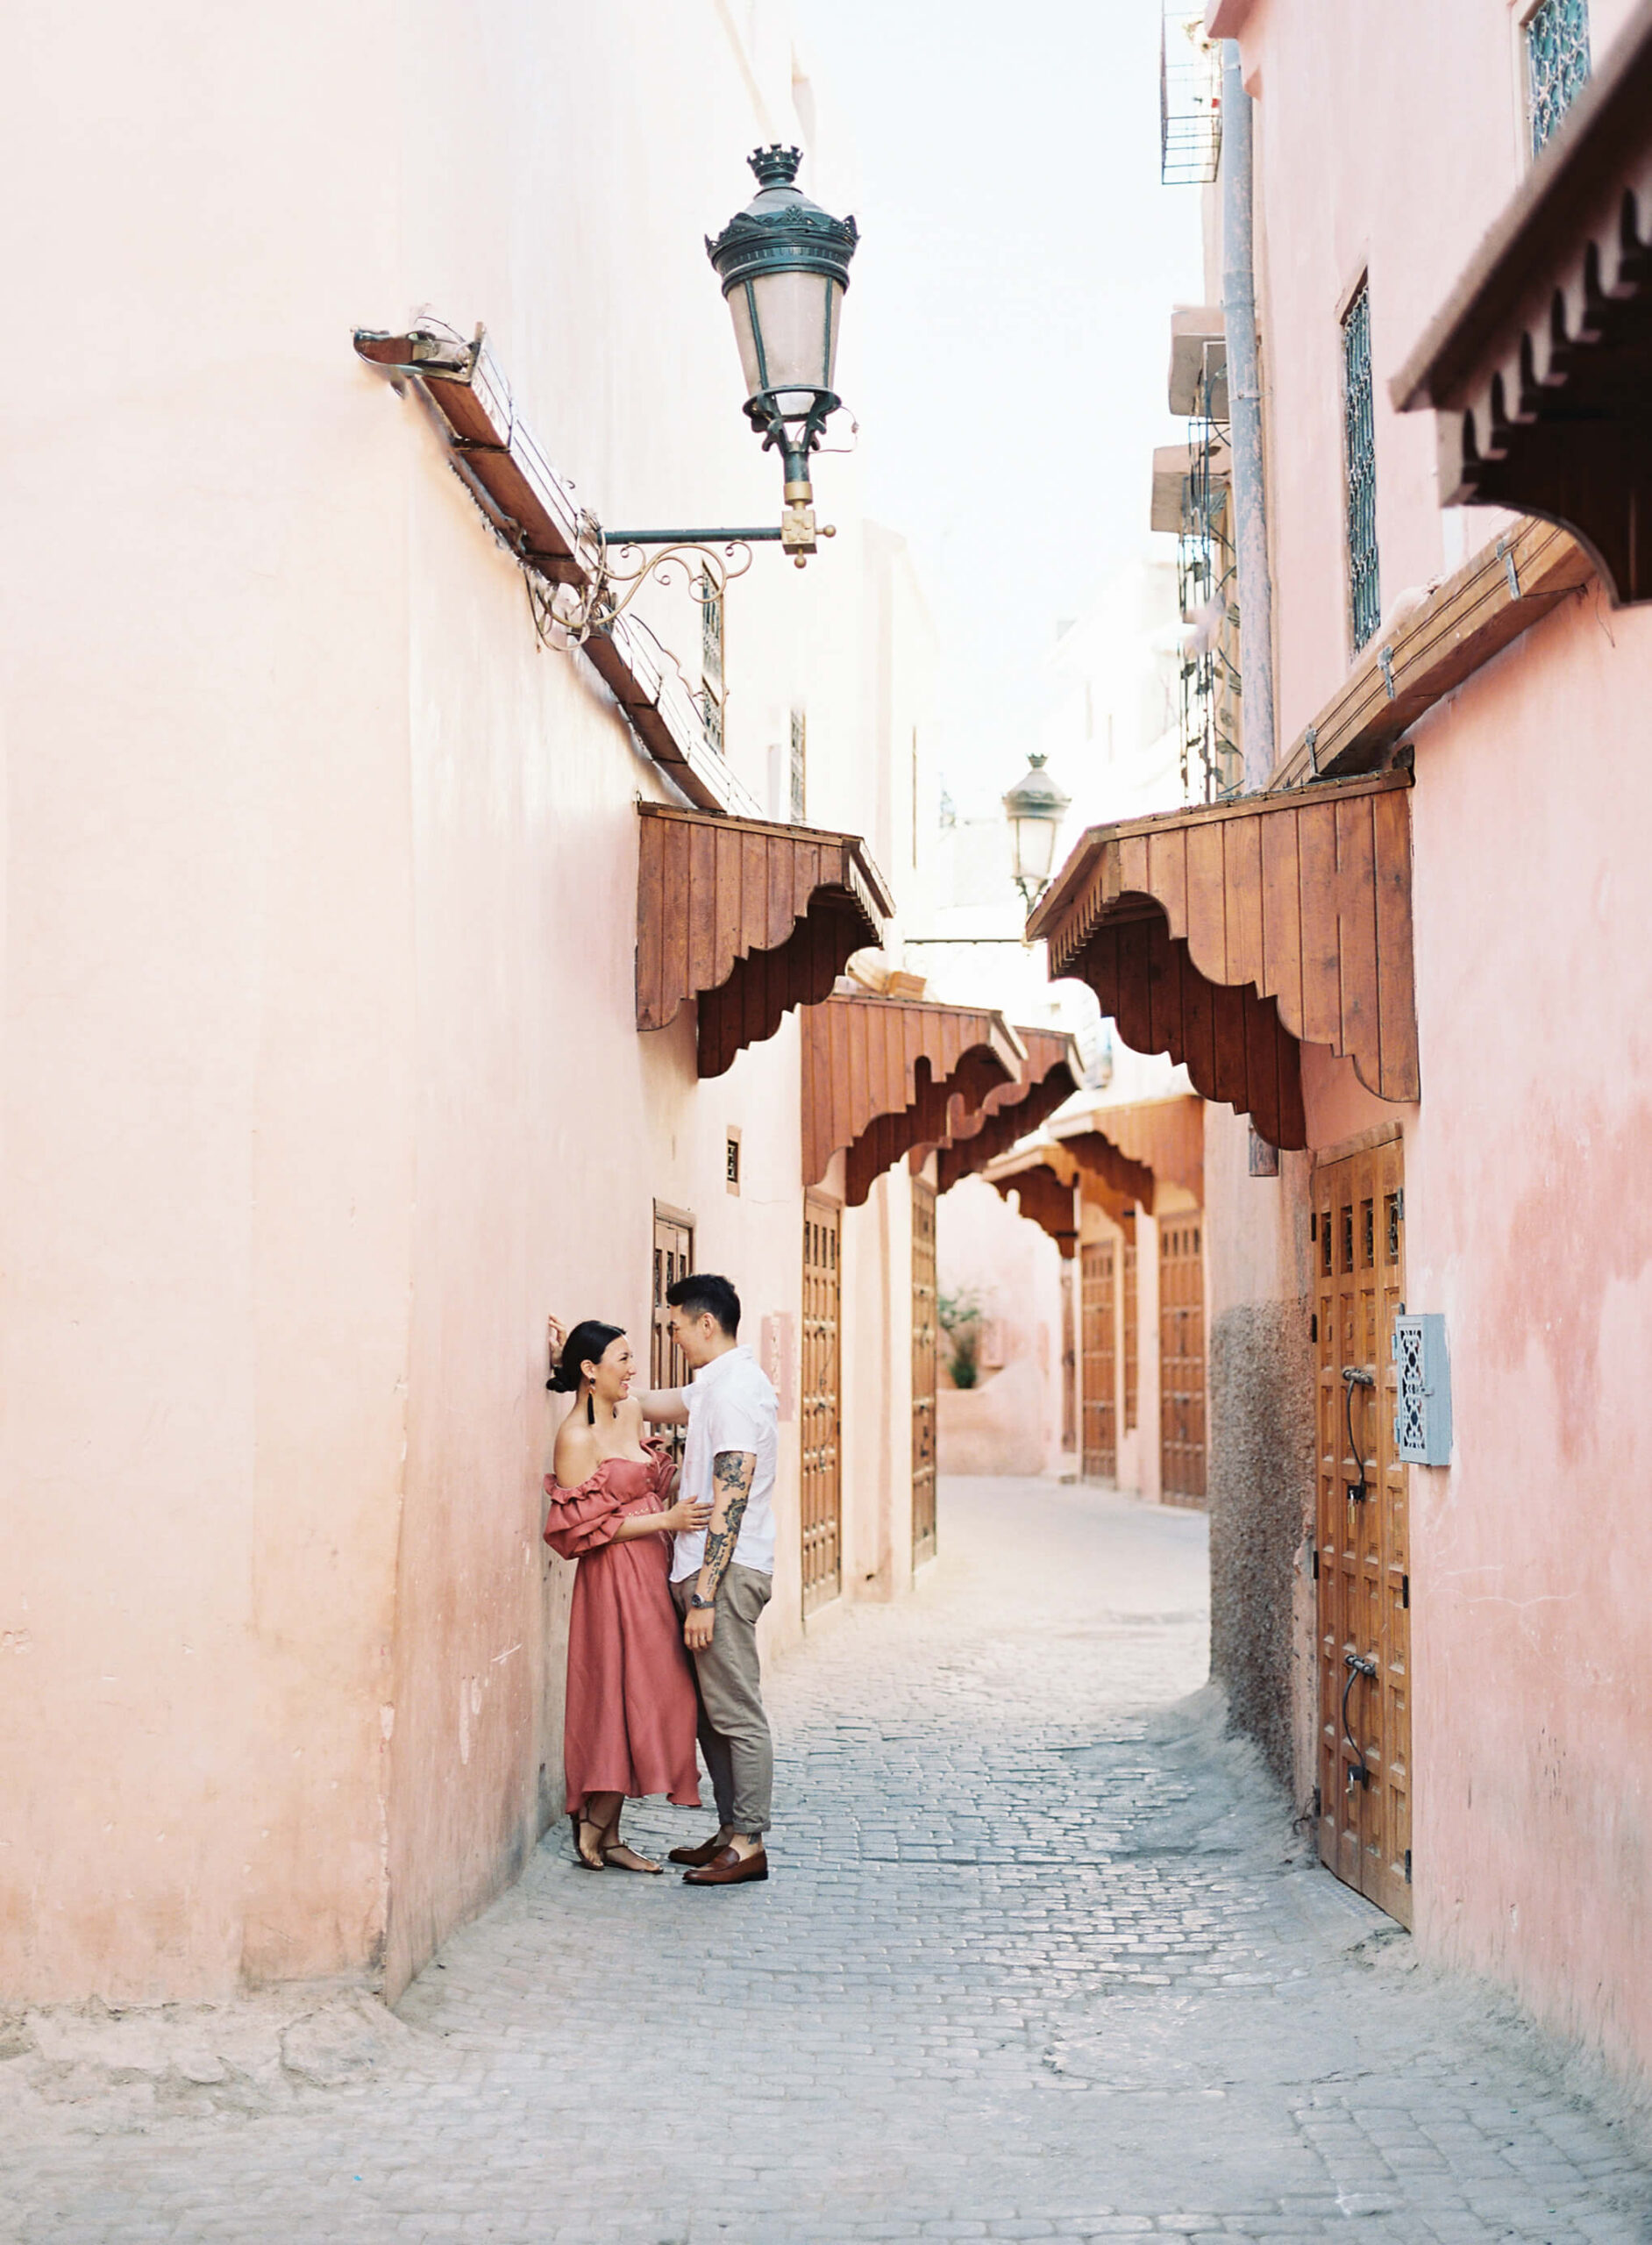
[530,533,758,652]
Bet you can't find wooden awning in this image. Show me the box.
[1392,0,1652,605]
[801,994,1024,1208]
[1045,1132,1153,1222]
[636,804,895,1079]
[1051,1095,1205,1208]
[922,1028,1082,1192]
[1026,770,1418,1150]
[979,1145,1080,1258]
[354,326,756,816]
[981,1100,1199,1243]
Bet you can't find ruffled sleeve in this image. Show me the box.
[647,1440,678,1500]
[543,1465,632,1559]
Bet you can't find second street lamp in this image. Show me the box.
[1004,754,1072,911]
[707,145,858,562]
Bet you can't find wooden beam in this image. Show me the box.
[354,326,759,817]
[1267,516,1592,789]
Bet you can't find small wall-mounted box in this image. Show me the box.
[1392,1312,1451,1465]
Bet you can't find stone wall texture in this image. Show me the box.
[1207,1297,1314,1792]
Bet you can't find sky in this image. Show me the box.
[791,0,1205,814]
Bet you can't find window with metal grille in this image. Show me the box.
[1527,0,1591,158]
[1342,281,1380,652]
[697,570,725,757]
[788,705,807,823]
[1176,343,1241,802]
[651,1202,694,1457]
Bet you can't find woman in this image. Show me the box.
[544,1319,709,1872]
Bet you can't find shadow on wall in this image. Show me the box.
[938,1358,1047,1476]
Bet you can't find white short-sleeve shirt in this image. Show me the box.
[670,1343,780,1581]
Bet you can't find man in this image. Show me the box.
[641,1272,777,1887]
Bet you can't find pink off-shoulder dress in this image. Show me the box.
[542,1442,702,1815]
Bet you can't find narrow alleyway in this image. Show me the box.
[6,1481,1649,2244]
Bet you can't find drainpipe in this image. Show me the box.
[1221,41,1277,792]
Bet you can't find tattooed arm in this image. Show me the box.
[682,1448,755,1651]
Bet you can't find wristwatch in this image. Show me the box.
[688,1592,716,1610]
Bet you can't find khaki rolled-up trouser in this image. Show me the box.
[670,1564,773,1835]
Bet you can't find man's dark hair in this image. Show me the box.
[665,1271,741,1338]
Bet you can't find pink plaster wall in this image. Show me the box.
[1228,0,1652,2084]
[1401,595,1652,2080]
[934,1179,1070,1480]
[0,1,414,2005]
[0,2,929,2007]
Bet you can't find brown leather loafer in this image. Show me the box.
[667,1835,728,1867]
[681,1844,768,1885]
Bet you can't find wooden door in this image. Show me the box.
[911,1178,937,1567]
[801,1192,843,1613]
[1122,1218,1139,1433]
[1314,1141,1412,1928]
[652,1203,694,1457]
[1080,1240,1117,1480]
[1061,1263,1078,1455]
[1158,1214,1207,1505]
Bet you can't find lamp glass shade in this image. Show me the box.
[1002,753,1072,897]
[1008,809,1061,889]
[729,269,844,415]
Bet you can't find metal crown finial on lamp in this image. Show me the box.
[1004,754,1072,910]
[707,145,858,563]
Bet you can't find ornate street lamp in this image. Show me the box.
[707,146,858,562]
[1004,754,1072,910]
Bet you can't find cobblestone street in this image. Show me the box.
[5,1479,1649,2243]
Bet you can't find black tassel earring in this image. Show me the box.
[586,1388,595,1426]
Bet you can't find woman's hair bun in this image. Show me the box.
[547,1318,625,1394]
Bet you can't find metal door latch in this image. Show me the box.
[1342,1365,1376,1500]
[1342,1650,1378,1791]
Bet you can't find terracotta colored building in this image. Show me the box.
[1029,0,1652,2099]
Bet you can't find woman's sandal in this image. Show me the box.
[600,1831,663,1875]
[570,1814,607,1871]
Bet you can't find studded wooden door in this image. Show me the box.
[1080,1240,1117,1480]
[1314,1140,1412,1929]
[652,1203,694,1459]
[801,1191,843,1613]
[911,1178,938,1567]
[1158,1213,1207,1505]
